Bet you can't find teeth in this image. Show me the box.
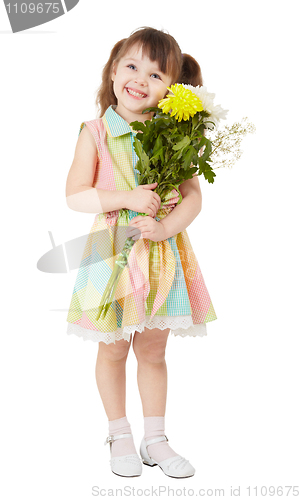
[127,88,146,98]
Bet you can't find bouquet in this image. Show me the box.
[95,84,255,321]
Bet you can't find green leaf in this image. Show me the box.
[203,168,216,183]
[188,166,198,176]
[198,137,212,163]
[200,161,216,183]
[133,137,150,169]
[153,135,163,156]
[192,114,199,128]
[182,146,196,169]
[135,132,144,142]
[150,147,164,163]
[141,106,161,115]
[172,135,191,151]
[130,121,146,132]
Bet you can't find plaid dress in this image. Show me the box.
[66,105,217,344]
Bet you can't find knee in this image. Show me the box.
[98,339,131,363]
[133,338,167,365]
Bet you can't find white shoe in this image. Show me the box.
[105,433,142,477]
[140,435,195,478]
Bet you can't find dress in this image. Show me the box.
[66,105,217,344]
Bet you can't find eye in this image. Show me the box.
[151,73,161,80]
[128,64,136,70]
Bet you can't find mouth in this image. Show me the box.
[126,87,147,99]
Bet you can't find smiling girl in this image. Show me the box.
[66,27,217,479]
[111,45,172,124]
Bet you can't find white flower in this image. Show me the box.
[206,103,229,130]
[182,84,215,111]
[181,84,228,129]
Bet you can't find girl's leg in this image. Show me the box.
[132,327,178,461]
[132,327,169,416]
[95,334,137,458]
[95,336,132,420]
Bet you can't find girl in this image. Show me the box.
[66,27,217,478]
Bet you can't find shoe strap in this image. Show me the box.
[104,433,132,446]
[145,435,168,447]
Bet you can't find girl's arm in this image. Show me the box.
[159,174,202,240]
[66,126,129,213]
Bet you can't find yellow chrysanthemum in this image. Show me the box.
[158,83,203,121]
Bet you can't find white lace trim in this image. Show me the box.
[66,315,207,344]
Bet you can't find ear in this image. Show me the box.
[111,61,117,82]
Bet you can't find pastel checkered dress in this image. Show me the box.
[66,106,217,344]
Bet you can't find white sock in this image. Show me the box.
[108,416,137,458]
[144,416,178,462]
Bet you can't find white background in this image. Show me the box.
[1,0,300,498]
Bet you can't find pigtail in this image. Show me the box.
[178,53,203,87]
[95,38,126,118]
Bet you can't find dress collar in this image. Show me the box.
[102,105,133,137]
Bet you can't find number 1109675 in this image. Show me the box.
[5,3,60,14]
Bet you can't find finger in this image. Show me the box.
[131,223,143,230]
[142,182,157,190]
[153,204,158,217]
[152,201,158,217]
[154,195,160,208]
[130,216,141,224]
[130,219,143,227]
[127,224,139,231]
[155,193,161,204]
[128,229,141,239]
[127,223,140,233]
[147,210,154,218]
[133,232,143,240]
[134,228,152,240]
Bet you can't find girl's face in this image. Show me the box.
[111,45,172,124]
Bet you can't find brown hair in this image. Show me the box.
[95,27,203,117]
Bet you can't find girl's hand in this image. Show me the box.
[126,216,166,243]
[125,183,161,218]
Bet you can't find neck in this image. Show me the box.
[114,104,153,125]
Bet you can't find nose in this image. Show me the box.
[134,72,147,86]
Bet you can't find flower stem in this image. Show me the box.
[96,235,136,321]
